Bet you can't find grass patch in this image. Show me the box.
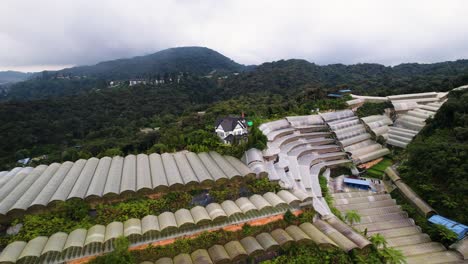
[366,158,393,179]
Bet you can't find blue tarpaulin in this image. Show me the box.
[428,215,468,240]
[343,178,370,190]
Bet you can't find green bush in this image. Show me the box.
[246,177,281,194]
[356,102,392,118]
[90,236,133,264]
[283,210,297,224]
[263,244,352,264]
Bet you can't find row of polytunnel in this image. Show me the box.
[139,219,372,264]
[242,115,350,216]
[388,93,446,148]
[0,190,309,264]
[345,91,448,149]
[0,151,256,217]
[321,110,390,164]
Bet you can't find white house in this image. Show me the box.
[215,117,248,144]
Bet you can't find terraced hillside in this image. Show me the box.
[331,188,465,264]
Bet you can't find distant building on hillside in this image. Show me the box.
[215,116,248,144]
[129,80,147,86]
[17,158,31,166]
[327,93,343,98]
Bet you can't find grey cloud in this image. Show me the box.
[0,0,467,71]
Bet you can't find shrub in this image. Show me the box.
[283,210,298,224]
[90,236,133,264]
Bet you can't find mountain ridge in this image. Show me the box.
[2,46,468,101]
[0,71,33,85]
[52,46,247,79]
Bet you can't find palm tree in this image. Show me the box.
[344,210,361,225]
[380,247,407,264]
[370,233,388,248]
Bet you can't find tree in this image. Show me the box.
[380,247,407,264]
[98,148,123,158]
[344,210,361,225]
[370,233,388,248]
[430,224,458,246]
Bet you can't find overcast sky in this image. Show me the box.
[1,0,468,72]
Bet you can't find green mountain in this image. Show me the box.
[0,71,33,85]
[1,47,248,101]
[4,47,468,101]
[220,59,468,97]
[55,46,247,79]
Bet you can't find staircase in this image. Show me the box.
[332,189,465,264]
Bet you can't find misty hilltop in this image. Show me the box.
[53,47,248,79]
[0,71,33,85]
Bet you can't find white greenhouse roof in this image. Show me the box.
[0,151,254,217]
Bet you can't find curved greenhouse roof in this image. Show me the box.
[137,222,352,264]
[0,191,304,263]
[0,151,254,217]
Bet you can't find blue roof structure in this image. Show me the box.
[428,215,468,240]
[343,178,370,186]
[327,93,343,98]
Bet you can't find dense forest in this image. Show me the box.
[220,59,468,98]
[1,54,468,170]
[0,76,347,170]
[0,71,32,85]
[3,50,468,101]
[398,88,468,224]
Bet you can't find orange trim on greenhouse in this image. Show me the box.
[67,210,303,264]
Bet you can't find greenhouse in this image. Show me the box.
[0,151,257,218]
[0,191,304,263]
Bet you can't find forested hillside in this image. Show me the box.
[55,46,246,79]
[398,88,468,223]
[2,47,247,101]
[221,59,468,97]
[1,53,468,171]
[3,49,468,101]
[0,71,32,85]
[0,70,352,170]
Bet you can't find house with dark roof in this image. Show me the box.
[215,117,248,144]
